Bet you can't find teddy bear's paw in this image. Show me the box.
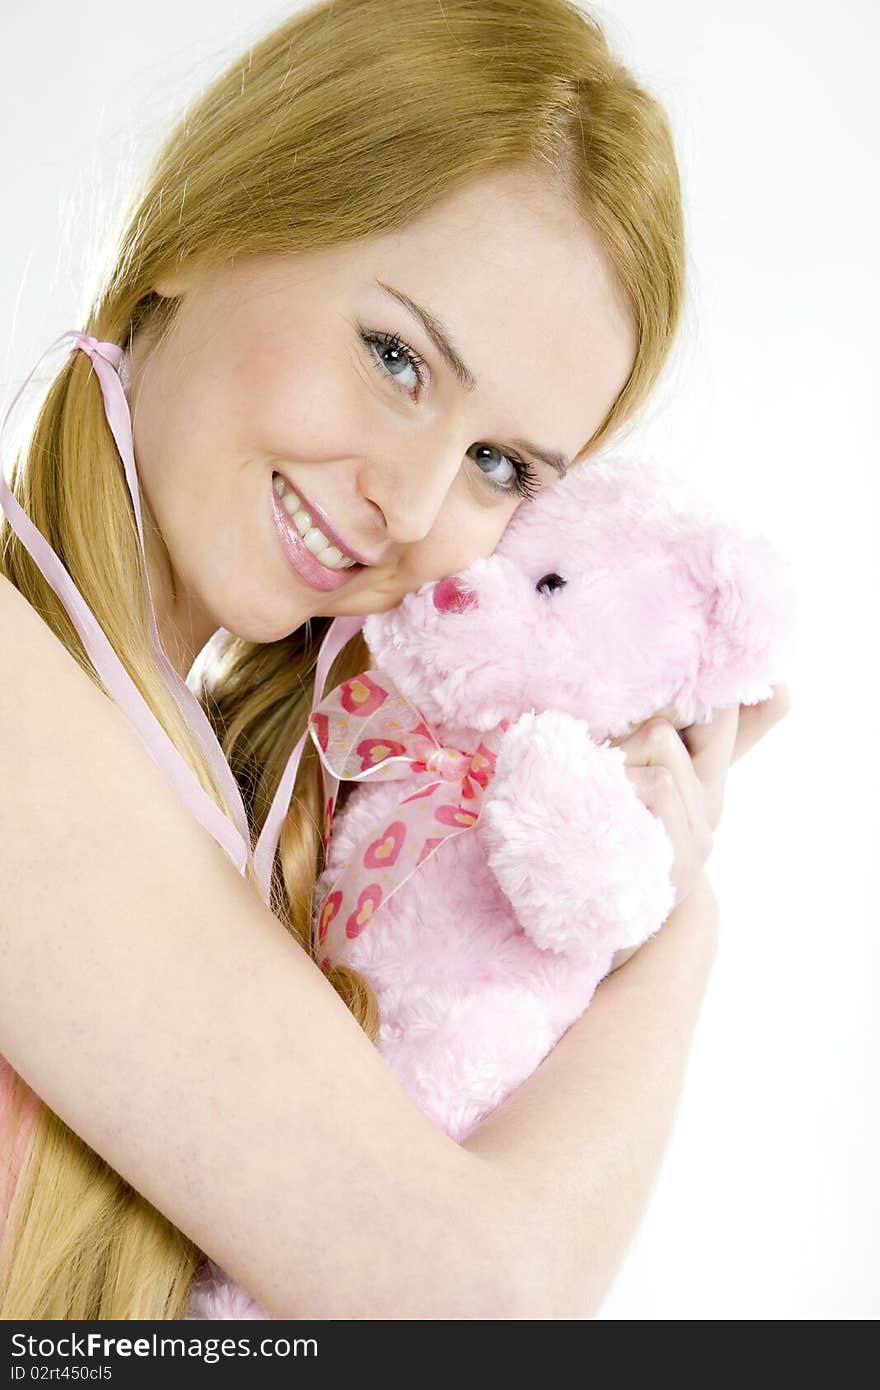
[479,708,677,956]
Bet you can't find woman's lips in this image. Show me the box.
[273,470,375,567]
[269,478,365,593]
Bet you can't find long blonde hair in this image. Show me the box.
[0,0,686,1318]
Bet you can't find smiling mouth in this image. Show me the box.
[272,474,361,570]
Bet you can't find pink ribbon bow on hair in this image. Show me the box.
[307,668,510,971]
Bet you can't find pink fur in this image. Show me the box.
[187,453,797,1317]
[185,1258,272,1320]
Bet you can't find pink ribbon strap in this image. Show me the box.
[0,330,364,906]
[307,668,509,969]
[251,611,366,897]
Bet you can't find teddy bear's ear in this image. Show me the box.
[689,521,799,709]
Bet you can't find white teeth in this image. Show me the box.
[316,544,346,567]
[275,475,358,569]
[302,527,329,555]
[281,491,312,528]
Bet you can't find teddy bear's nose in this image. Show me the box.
[432,576,479,614]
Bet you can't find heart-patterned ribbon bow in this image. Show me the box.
[307,668,509,971]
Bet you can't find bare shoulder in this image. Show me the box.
[0,569,51,625]
[0,570,138,753]
[0,569,86,685]
[0,569,44,640]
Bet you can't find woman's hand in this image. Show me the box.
[605,683,791,973]
[611,703,738,910]
[727,682,792,764]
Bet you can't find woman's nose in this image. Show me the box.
[357,443,463,545]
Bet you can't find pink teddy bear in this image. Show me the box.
[185,453,796,1318]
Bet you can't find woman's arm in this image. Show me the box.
[463,873,719,1318]
[0,575,524,1319]
[0,572,717,1319]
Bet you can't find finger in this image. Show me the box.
[627,762,706,905]
[612,717,706,837]
[678,703,739,794]
[731,683,792,764]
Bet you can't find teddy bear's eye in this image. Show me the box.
[536,573,567,595]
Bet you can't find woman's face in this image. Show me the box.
[126,164,638,677]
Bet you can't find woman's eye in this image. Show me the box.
[361,329,427,396]
[467,443,541,501]
[359,327,541,502]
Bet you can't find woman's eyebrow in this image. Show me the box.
[374,278,570,477]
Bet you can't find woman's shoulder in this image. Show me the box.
[0,572,61,721]
[0,570,35,627]
[0,571,72,673]
[0,571,123,746]
[0,569,42,614]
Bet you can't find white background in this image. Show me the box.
[1,1,877,1319]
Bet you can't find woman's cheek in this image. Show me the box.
[249,360,361,465]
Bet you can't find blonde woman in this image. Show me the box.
[0,0,789,1320]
